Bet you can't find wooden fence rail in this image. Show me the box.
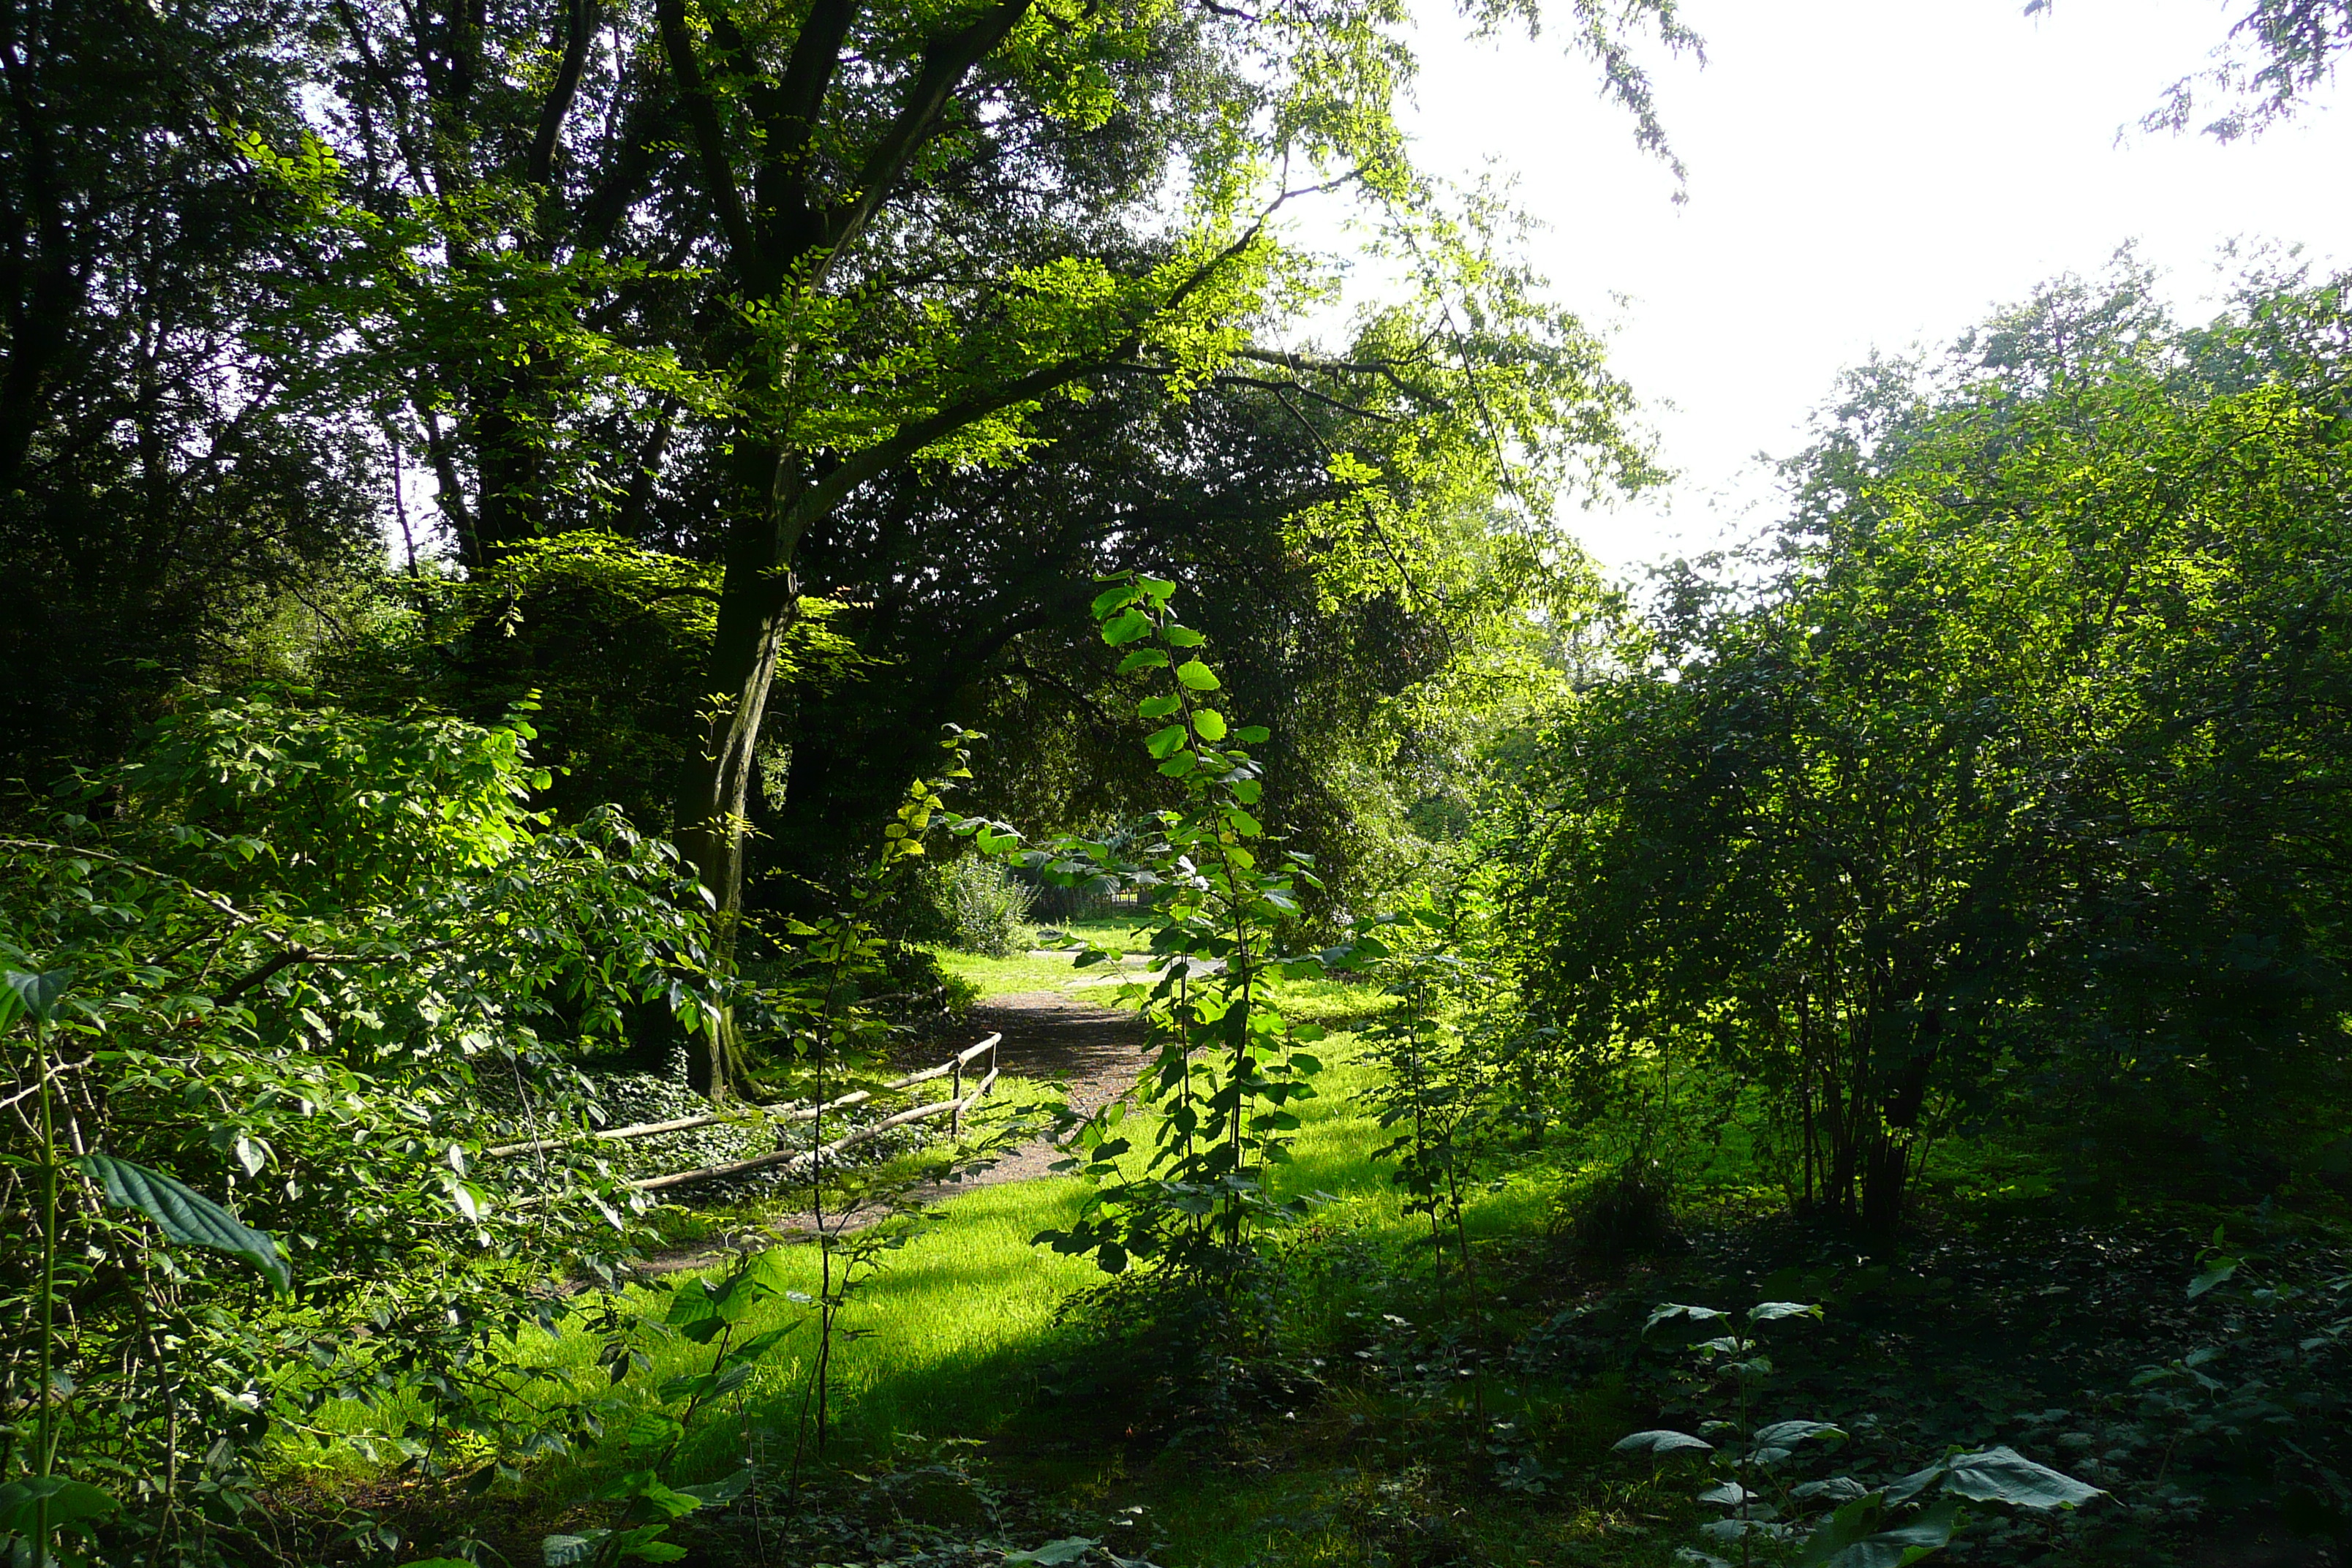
[487,1033,1002,1196]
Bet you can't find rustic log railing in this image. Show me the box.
[488,1033,1001,1196]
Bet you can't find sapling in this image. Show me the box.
[1004,576,1358,1289]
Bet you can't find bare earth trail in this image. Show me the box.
[634,987,1146,1273]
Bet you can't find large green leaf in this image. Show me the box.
[623,1411,685,1451]
[1100,609,1153,646]
[0,1476,118,1532]
[1643,1303,1728,1335]
[1005,1537,1101,1566]
[3,967,72,1025]
[1748,1300,1822,1323]
[674,1468,754,1506]
[74,1153,292,1294]
[1937,1447,2105,1509]
[1798,1496,1959,1568]
[1752,1420,1847,1448]
[1613,1429,1714,1455]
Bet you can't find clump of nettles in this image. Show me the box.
[1558,1158,1682,1260]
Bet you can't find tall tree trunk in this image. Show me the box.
[671,444,805,1096]
[1859,1012,1939,1235]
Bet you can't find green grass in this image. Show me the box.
[298,1005,1577,1565]
[927,917,1390,1027]
[516,1032,1554,1473]
[304,1031,1487,1467]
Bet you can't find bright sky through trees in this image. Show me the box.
[1395,0,2352,576]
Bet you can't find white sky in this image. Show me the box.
[1384,0,2352,578]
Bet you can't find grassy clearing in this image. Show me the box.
[552,1032,1577,1488]
[299,1008,1652,1564]
[305,1035,2298,1568]
[344,1031,1526,1477]
[928,921,1389,1030]
[921,919,1150,999]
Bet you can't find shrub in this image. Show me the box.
[0,692,721,1554]
[1555,1158,1681,1260]
[924,855,1038,957]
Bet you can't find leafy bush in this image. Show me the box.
[0,693,720,1558]
[922,854,1039,957]
[1556,1158,1682,1261]
[1006,576,1372,1287]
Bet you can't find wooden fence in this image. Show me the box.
[486,1033,1001,1196]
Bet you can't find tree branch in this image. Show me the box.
[818,0,1037,268]
[655,0,762,274]
[764,0,860,255]
[527,0,600,186]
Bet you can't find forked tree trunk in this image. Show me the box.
[1858,1015,1940,1235]
[671,490,803,1096]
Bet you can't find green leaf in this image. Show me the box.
[1145,725,1188,759]
[0,1477,118,1532]
[1006,1537,1101,1566]
[624,1411,685,1450]
[1091,585,1142,619]
[1137,694,1183,719]
[75,1153,292,1294]
[1101,609,1153,646]
[1117,649,1171,674]
[1614,1429,1714,1455]
[1937,1447,2105,1509]
[1192,709,1228,741]
[1157,753,1198,777]
[2187,1258,2239,1298]
[1163,625,1206,647]
[1236,725,1270,743]
[1173,660,1220,690]
[1643,1303,1728,1335]
[1752,1420,1846,1449]
[1748,1301,1821,1322]
[3,966,72,1025]
[1798,1497,1960,1568]
[543,1534,600,1567]
[1224,809,1262,837]
[675,1468,754,1506]
[596,1469,704,1518]
[656,1362,754,1403]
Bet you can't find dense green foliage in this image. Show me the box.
[1488,264,2352,1229]
[10,0,2352,1553]
[0,698,722,1557]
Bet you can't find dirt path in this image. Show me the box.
[633,990,1146,1273]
